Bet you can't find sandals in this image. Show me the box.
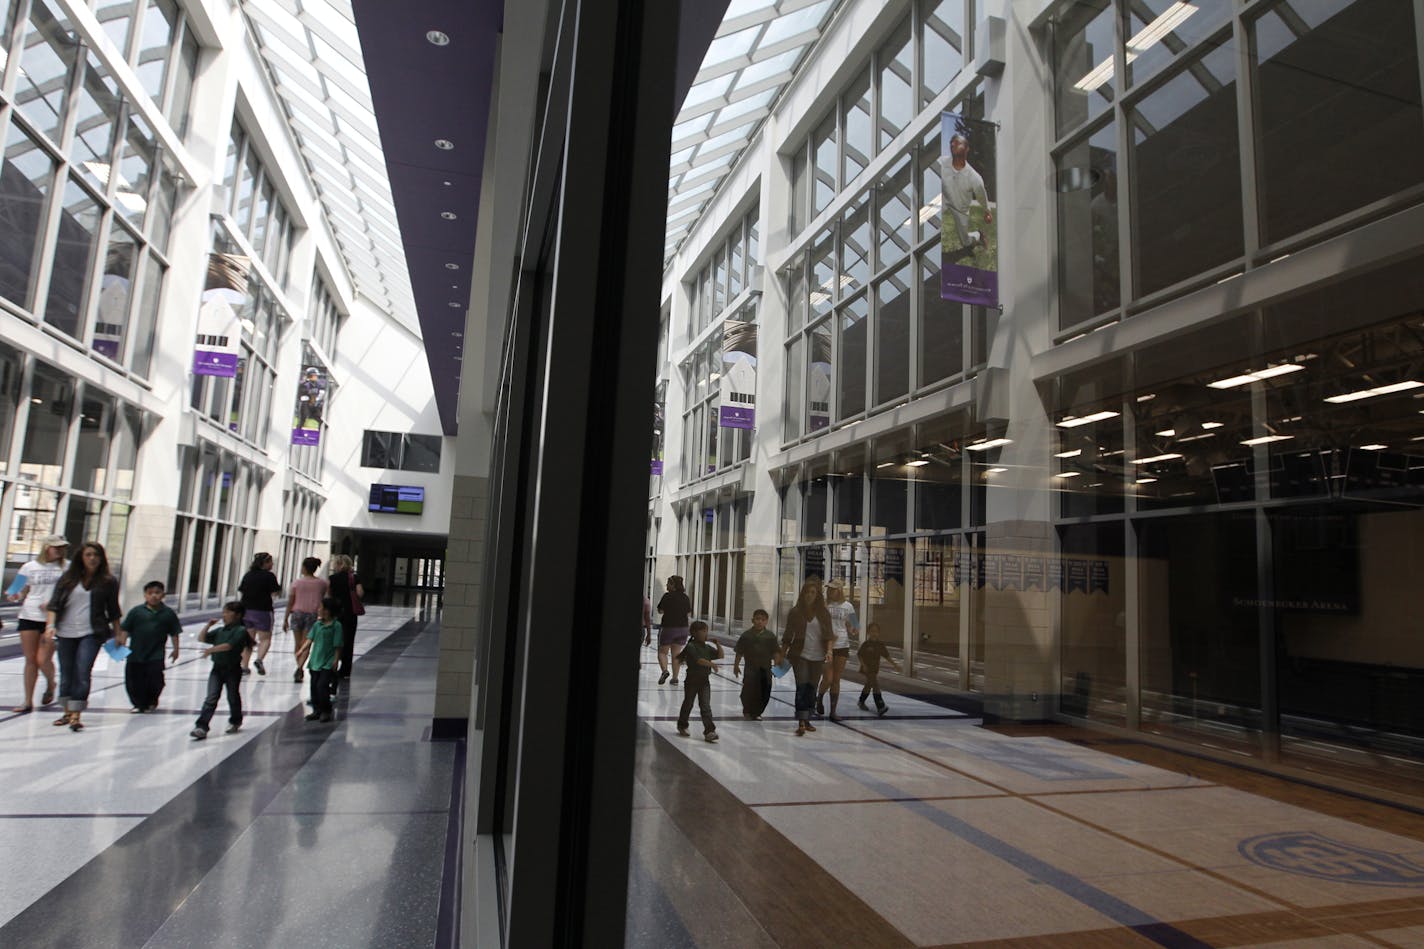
[41,688,55,707]
[12,705,33,714]
[69,720,84,732]
[52,713,73,727]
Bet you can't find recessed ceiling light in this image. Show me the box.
[1054,448,1082,458]
[1201,421,1223,429]
[1057,411,1119,428]
[440,211,457,220]
[1133,453,1183,464]
[1241,434,1294,446]
[426,30,450,46]
[1359,444,1388,451]
[443,180,453,186]
[434,139,455,150]
[1324,380,1423,403]
[905,459,929,467]
[966,438,1012,451]
[1155,428,1176,437]
[1208,363,1304,389]
[448,302,461,308]
[1053,471,1080,479]
[1135,477,1157,484]
[445,262,459,270]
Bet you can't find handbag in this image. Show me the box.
[348,573,366,616]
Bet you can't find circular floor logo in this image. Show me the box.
[1239,832,1424,887]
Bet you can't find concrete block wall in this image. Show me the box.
[435,473,490,723]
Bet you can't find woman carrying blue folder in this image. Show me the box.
[43,542,125,732]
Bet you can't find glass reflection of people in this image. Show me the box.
[943,132,992,262]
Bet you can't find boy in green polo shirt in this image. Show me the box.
[676,620,723,742]
[191,602,249,739]
[733,609,780,720]
[296,596,343,723]
[121,580,183,713]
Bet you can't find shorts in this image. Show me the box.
[244,610,274,633]
[17,618,46,633]
[658,626,690,647]
[288,611,316,634]
[833,647,850,658]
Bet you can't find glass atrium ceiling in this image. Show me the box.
[665,0,841,260]
[241,0,418,335]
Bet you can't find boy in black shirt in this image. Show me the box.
[120,580,183,712]
[191,602,250,739]
[856,622,900,717]
[733,609,780,720]
[676,621,723,742]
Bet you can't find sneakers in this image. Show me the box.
[670,677,679,686]
[318,713,333,723]
[877,705,889,717]
[190,728,208,740]
[130,707,144,714]
[704,732,719,743]
[254,659,266,676]
[241,667,251,676]
[857,698,869,711]
[676,727,690,737]
[305,712,321,721]
[658,671,669,684]
[803,722,817,732]
[794,724,806,736]
[225,724,242,734]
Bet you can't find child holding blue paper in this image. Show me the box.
[121,581,183,713]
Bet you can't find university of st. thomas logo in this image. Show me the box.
[1239,832,1424,887]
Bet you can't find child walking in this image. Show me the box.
[856,622,900,716]
[121,580,182,713]
[732,609,780,720]
[191,602,249,739]
[296,596,343,723]
[676,620,723,742]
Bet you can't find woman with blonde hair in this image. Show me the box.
[8,534,68,712]
[780,578,834,736]
[327,554,364,682]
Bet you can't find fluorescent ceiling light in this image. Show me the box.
[1324,380,1424,403]
[1208,364,1305,389]
[876,461,894,469]
[1054,448,1082,458]
[905,459,929,467]
[1155,428,1176,437]
[966,438,1012,451]
[1241,434,1294,446]
[1133,453,1183,464]
[1053,471,1080,479]
[1057,411,1119,428]
[1136,394,1156,402]
[1200,421,1223,429]
[1135,477,1158,484]
[1359,444,1388,451]
[1074,56,1115,92]
[986,467,1007,474]
[1177,432,1217,442]
[1127,2,1198,56]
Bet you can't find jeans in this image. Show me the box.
[740,666,773,717]
[860,670,886,710]
[677,672,715,733]
[336,614,358,677]
[791,656,824,723]
[310,668,336,716]
[56,635,102,712]
[195,665,243,730]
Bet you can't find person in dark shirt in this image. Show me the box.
[120,580,183,712]
[733,609,780,720]
[856,622,900,717]
[191,602,250,739]
[237,553,281,676]
[656,575,693,686]
[676,621,723,742]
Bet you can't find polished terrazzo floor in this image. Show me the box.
[0,606,454,949]
[626,644,1424,947]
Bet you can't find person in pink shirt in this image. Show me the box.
[283,557,328,683]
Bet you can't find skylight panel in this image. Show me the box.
[759,0,832,47]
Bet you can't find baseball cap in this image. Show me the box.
[826,578,845,590]
[39,534,69,549]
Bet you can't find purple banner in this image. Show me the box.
[941,264,999,307]
[650,459,663,476]
[194,350,239,377]
[291,427,320,446]
[719,404,755,429]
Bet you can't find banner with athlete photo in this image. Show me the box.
[719,321,757,429]
[291,345,327,446]
[940,112,999,307]
[193,254,248,377]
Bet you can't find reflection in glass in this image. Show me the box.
[840,197,870,294]
[921,0,965,107]
[73,392,115,493]
[1056,122,1119,327]
[21,364,72,485]
[71,56,122,178]
[1253,0,1424,244]
[1131,42,1243,296]
[812,115,836,216]
[135,0,178,103]
[0,344,18,472]
[913,534,962,682]
[783,337,802,440]
[842,68,872,184]
[93,226,136,362]
[875,265,910,405]
[1052,0,1114,138]
[128,254,164,375]
[878,17,913,151]
[0,123,56,310]
[1124,0,1229,86]
[807,321,831,433]
[837,294,867,420]
[1059,522,1126,724]
[919,247,963,387]
[876,156,913,268]
[44,178,101,339]
[6,486,59,576]
[15,0,78,145]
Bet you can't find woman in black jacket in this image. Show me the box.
[44,542,124,732]
[780,578,834,736]
[328,555,364,681]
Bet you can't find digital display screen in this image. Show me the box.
[369,484,425,514]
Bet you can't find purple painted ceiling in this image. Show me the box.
[353,1,726,436]
[350,0,501,435]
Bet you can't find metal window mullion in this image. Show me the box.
[77,207,116,351]
[959,455,971,689]
[1113,1,1134,308]
[1234,13,1261,262]
[27,157,69,321]
[1121,396,1140,728]
[58,377,85,504]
